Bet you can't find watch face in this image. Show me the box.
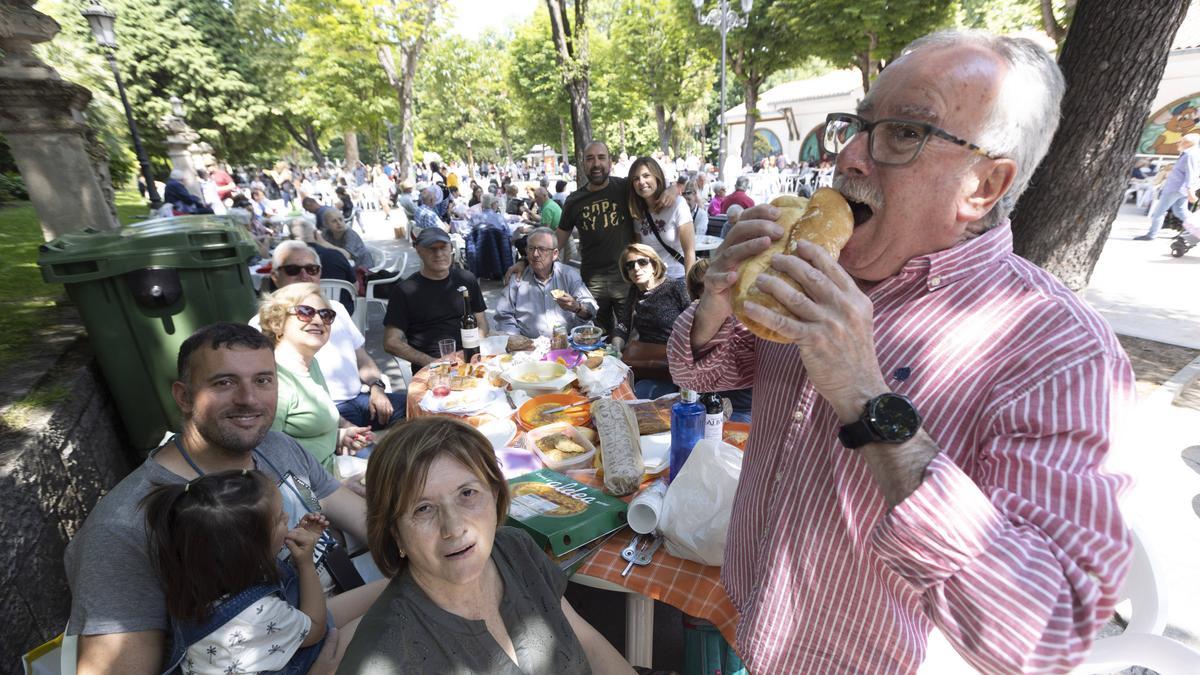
[868,394,920,442]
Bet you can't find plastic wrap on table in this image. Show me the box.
[591,398,644,496]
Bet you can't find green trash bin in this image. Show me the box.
[38,215,261,451]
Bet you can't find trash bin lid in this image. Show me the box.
[38,215,261,283]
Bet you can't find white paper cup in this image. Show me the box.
[627,478,669,534]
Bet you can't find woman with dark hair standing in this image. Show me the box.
[627,156,695,279]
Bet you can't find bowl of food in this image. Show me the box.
[525,422,597,471]
[518,393,591,430]
[503,360,576,393]
[570,324,604,347]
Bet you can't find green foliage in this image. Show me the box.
[507,10,573,149]
[286,0,399,140]
[780,0,958,85]
[416,33,517,164]
[0,173,28,203]
[609,0,715,153]
[764,56,839,90]
[958,0,1046,34]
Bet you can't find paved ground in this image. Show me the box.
[354,204,1200,669]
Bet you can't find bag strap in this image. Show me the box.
[644,213,685,264]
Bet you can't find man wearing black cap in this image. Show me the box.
[383,227,488,368]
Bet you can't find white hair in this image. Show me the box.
[900,29,1065,228]
[272,240,317,268]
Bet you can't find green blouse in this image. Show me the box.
[272,358,339,469]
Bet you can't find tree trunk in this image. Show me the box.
[1040,0,1067,42]
[466,139,475,178]
[1009,0,1189,292]
[282,118,324,166]
[856,31,880,95]
[305,123,325,166]
[619,120,627,155]
[545,0,593,169]
[343,130,359,166]
[559,116,571,169]
[655,104,671,156]
[740,76,762,167]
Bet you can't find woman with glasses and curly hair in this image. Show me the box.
[627,156,695,279]
[257,283,371,468]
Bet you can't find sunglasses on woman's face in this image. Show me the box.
[289,304,336,324]
[279,264,321,276]
[623,257,652,272]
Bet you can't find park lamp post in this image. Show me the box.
[693,0,752,175]
[81,1,162,207]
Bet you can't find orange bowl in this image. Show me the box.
[723,422,750,450]
[518,393,591,430]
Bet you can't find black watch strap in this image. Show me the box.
[368,379,386,390]
[838,420,876,450]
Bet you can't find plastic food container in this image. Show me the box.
[525,422,597,472]
[570,324,604,346]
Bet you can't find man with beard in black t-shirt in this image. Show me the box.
[558,141,675,337]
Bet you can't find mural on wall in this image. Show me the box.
[800,124,833,165]
[1140,94,1200,155]
[752,128,783,164]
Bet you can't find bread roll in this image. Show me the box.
[732,188,854,343]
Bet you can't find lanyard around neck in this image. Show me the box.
[172,435,316,515]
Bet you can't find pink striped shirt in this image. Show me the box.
[667,224,1134,673]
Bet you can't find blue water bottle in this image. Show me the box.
[669,389,705,483]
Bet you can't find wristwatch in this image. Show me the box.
[360,379,386,394]
[838,393,921,449]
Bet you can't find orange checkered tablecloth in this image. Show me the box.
[406,357,740,647]
[575,519,739,646]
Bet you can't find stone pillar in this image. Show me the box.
[189,140,215,174]
[159,99,201,197]
[0,0,119,239]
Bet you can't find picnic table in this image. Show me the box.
[406,356,739,666]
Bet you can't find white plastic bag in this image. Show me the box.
[658,439,742,566]
[575,355,631,397]
[1184,207,1200,239]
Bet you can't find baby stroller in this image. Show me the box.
[1169,205,1199,258]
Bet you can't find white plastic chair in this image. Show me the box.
[364,251,408,313]
[319,278,366,333]
[919,523,1200,674]
[391,355,414,387]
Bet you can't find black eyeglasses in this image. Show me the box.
[623,257,652,272]
[278,264,321,276]
[822,112,1000,166]
[289,304,336,324]
[527,245,557,255]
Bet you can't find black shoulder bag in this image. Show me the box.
[643,212,685,264]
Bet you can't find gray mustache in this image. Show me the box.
[832,174,885,210]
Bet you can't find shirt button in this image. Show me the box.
[929,275,942,288]
[792,410,804,422]
[774,471,784,483]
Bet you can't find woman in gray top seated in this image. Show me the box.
[338,417,634,674]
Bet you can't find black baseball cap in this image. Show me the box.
[415,227,452,247]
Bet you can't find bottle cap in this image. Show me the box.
[680,389,698,403]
